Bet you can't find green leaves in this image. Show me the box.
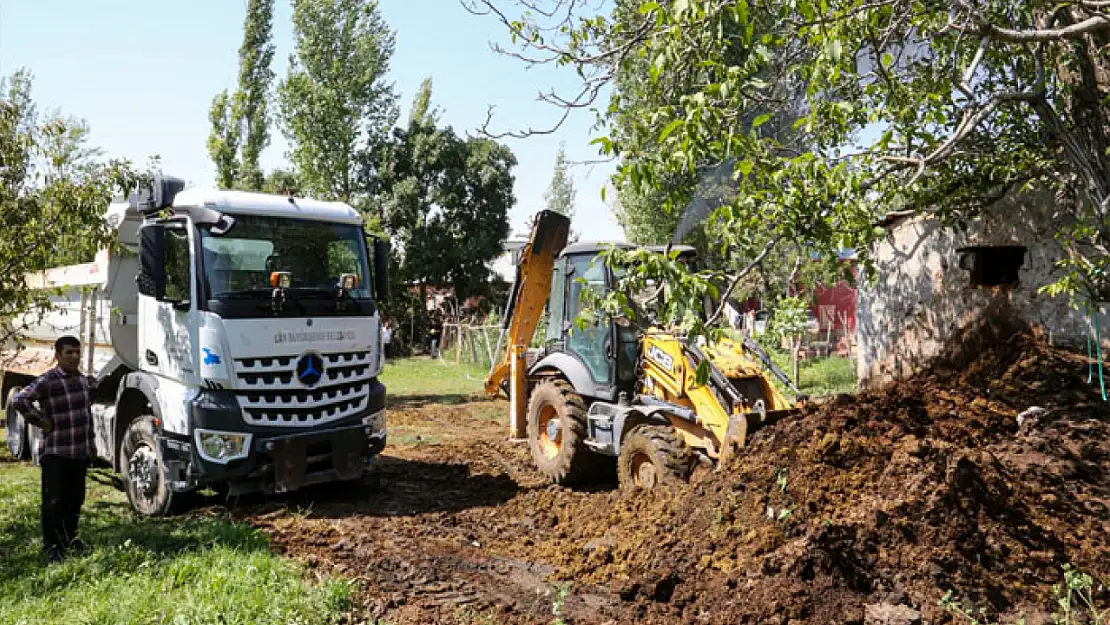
[478,0,1110,329]
[0,69,143,343]
[658,119,683,142]
[206,0,275,191]
[544,143,578,240]
[695,360,711,386]
[365,82,516,303]
[278,0,399,202]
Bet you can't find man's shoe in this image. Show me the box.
[42,547,64,564]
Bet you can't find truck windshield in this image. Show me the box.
[199,215,371,300]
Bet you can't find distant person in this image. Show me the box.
[427,313,442,358]
[382,321,392,359]
[11,335,95,564]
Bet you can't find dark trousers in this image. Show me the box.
[40,455,89,556]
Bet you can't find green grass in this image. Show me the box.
[381,356,486,398]
[380,341,857,405]
[768,352,858,396]
[721,330,858,397]
[0,459,352,625]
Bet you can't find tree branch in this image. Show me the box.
[880,89,1040,187]
[953,0,1110,42]
[705,236,782,327]
[462,0,653,138]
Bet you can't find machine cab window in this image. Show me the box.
[566,254,611,385]
[163,223,191,306]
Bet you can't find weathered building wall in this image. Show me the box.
[857,191,1107,389]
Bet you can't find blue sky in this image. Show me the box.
[0,0,625,241]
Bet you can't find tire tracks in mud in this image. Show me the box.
[237,398,624,624]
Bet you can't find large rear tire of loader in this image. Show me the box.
[527,378,595,485]
[617,424,695,491]
[5,386,29,460]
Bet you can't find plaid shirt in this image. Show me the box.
[11,366,94,459]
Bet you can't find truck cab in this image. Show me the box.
[3,175,391,515]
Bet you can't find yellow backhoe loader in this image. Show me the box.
[486,210,806,489]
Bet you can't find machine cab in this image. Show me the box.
[542,243,697,401]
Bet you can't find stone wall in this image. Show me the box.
[856,191,1109,389]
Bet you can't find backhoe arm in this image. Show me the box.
[484,210,571,397]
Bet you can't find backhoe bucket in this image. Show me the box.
[717,407,801,468]
[718,413,750,466]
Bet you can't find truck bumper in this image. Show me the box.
[160,378,388,495]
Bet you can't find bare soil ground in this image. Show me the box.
[221,331,1109,625]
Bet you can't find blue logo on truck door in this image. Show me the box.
[202,348,222,366]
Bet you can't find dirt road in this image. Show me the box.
[226,332,1109,625]
[233,395,627,624]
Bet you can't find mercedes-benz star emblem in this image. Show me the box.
[296,353,325,387]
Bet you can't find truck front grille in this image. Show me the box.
[232,351,373,427]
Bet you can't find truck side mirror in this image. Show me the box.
[137,224,166,299]
[373,238,391,301]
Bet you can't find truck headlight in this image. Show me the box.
[362,410,386,436]
[195,429,252,464]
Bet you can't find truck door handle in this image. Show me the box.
[145,350,159,366]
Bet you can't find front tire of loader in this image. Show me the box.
[617,424,695,491]
[527,378,594,485]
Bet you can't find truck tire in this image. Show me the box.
[617,424,694,491]
[119,416,190,516]
[526,378,595,485]
[5,387,29,460]
[28,424,42,466]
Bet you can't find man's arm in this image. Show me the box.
[11,376,53,433]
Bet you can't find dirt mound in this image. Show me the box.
[240,332,1108,624]
[522,331,1110,624]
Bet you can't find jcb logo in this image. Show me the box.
[647,345,674,371]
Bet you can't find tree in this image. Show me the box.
[207,92,240,189]
[278,0,398,204]
[207,0,276,191]
[261,168,302,196]
[409,77,437,126]
[364,83,516,305]
[466,0,1110,334]
[544,143,578,240]
[606,0,811,257]
[425,135,516,302]
[0,70,141,349]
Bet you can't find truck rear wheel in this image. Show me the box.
[5,387,29,460]
[617,424,694,491]
[28,424,43,466]
[119,416,191,516]
[526,378,595,485]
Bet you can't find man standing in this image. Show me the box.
[381,320,393,359]
[11,335,95,563]
[427,312,442,359]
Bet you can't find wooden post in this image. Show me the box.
[85,288,98,375]
[468,326,480,363]
[455,324,463,364]
[509,344,528,440]
[78,289,88,370]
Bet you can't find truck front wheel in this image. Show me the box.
[119,416,190,516]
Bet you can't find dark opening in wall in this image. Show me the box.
[957,246,1026,287]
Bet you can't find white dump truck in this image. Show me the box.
[2,175,390,515]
